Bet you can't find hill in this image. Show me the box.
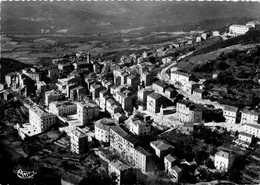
[0,58,32,78]
[1,1,260,34]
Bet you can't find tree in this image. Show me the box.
[217,61,230,70]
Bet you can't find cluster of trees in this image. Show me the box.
[193,59,230,73]
[202,108,225,123]
[162,125,231,165]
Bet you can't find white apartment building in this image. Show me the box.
[223,105,238,124]
[229,25,250,36]
[147,92,163,114]
[152,81,166,95]
[49,101,77,116]
[129,119,151,136]
[171,70,191,83]
[133,146,152,173]
[164,154,177,174]
[77,101,99,125]
[108,160,132,185]
[214,150,235,172]
[240,109,259,124]
[110,125,138,164]
[176,100,202,123]
[70,127,89,154]
[238,132,253,147]
[29,105,56,132]
[243,123,260,138]
[94,118,115,143]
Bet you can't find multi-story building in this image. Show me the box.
[164,87,176,99]
[214,150,235,172]
[108,160,132,185]
[237,132,253,147]
[150,140,174,158]
[129,119,151,136]
[176,100,203,123]
[106,98,122,116]
[171,70,191,84]
[29,105,56,132]
[147,92,163,114]
[94,118,115,143]
[133,146,153,173]
[99,90,111,111]
[169,166,182,182]
[137,87,154,107]
[223,105,238,124]
[164,154,177,174]
[141,71,153,87]
[240,109,259,124]
[45,90,65,106]
[115,91,133,112]
[90,83,105,100]
[192,88,205,99]
[36,81,48,96]
[127,75,139,91]
[70,127,89,154]
[229,24,251,35]
[70,86,86,101]
[77,101,99,125]
[152,80,166,94]
[243,123,260,138]
[49,101,77,117]
[110,125,138,164]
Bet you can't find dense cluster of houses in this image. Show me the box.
[1,33,260,184]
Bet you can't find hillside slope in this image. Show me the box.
[1,1,260,34]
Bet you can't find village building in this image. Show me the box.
[223,105,238,124]
[108,160,132,185]
[77,101,99,125]
[214,150,235,172]
[243,123,260,138]
[49,101,77,117]
[94,118,115,143]
[176,100,203,123]
[147,92,163,114]
[150,140,174,158]
[240,109,259,124]
[70,127,91,154]
[129,118,151,136]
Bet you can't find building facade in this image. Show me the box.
[29,106,56,132]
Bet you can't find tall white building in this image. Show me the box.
[229,25,250,36]
[147,92,163,114]
[243,123,260,138]
[70,127,89,154]
[240,109,259,124]
[77,101,99,125]
[133,146,153,173]
[49,101,77,117]
[214,150,235,172]
[176,100,202,123]
[29,105,56,132]
[94,118,115,143]
[223,105,238,124]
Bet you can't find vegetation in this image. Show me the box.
[194,45,260,108]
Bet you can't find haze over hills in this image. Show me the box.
[1,1,260,34]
